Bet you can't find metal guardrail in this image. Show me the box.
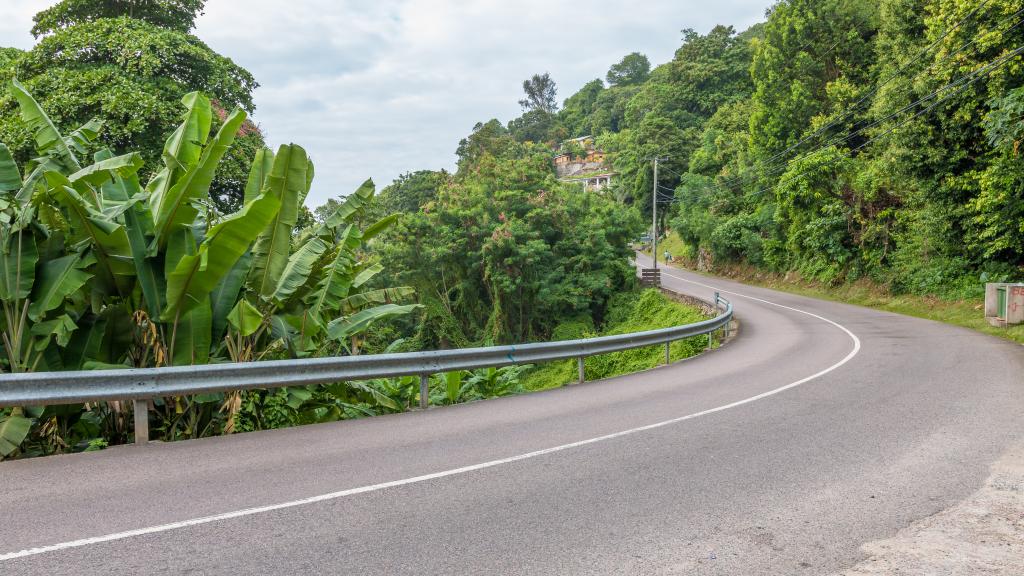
[0,293,732,443]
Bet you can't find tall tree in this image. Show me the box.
[519,73,558,113]
[0,0,265,213]
[606,52,651,86]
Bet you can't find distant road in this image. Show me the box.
[2,256,1022,574]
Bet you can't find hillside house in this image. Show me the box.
[553,136,617,191]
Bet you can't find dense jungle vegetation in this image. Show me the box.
[505,0,1023,299]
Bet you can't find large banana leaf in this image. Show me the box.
[249,144,309,299]
[9,79,80,173]
[326,303,422,341]
[322,179,374,230]
[227,298,262,337]
[15,165,46,206]
[0,229,38,301]
[352,263,383,289]
[152,107,246,247]
[243,147,274,206]
[0,144,22,191]
[47,173,135,284]
[68,152,144,189]
[361,214,399,243]
[29,314,76,347]
[172,297,212,365]
[338,286,415,314]
[64,118,103,155]
[62,314,108,370]
[95,152,164,315]
[0,408,32,458]
[211,252,251,342]
[163,191,281,320]
[148,92,212,205]
[273,236,329,303]
[306,244,356,322]
[27,254,91,321]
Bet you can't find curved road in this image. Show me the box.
[2,259,1022,574]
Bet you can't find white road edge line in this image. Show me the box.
[1,269,861,562]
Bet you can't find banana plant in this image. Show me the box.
[2,80,422,453]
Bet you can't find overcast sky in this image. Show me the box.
[1,1,772,207]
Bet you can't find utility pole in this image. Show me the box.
[652,157,659,269]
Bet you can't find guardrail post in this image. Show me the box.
[419,374,429,409]
[706,331,713,351]
[577,357,585,384]
[664,342,671,365]
[133,399,149,444]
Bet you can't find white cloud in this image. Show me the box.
[2,0,773,206]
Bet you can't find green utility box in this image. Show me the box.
[985,282,1024,327]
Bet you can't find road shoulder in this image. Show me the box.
[835,441,1024,575]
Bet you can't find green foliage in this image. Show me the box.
[524,289,709,391]
[381,137,642,347]
[519,72,558,113]
[0,84,416,458]
[606,52,651,86]
[0,1,263,214]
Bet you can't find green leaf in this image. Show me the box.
[227,299,263,337]
[9,79,80,173]
[0,408,32,458]
[249,144,310,299]
[62,314,108,370]
[0,229,38,301]
[211,252,251,341]
[338,286,415,313]
[28,254,91,321]
[326,303,422,341]
[352,263,383,289]
[47,173,135,284]
[163,191,281,320]
[306,242,356,323]
[64,118,103,154]
[273,236,328,303]
[152,107,246,247]
[323,179,374,230]
[99,164,164,315]
[30,314,77,347]
[243,147,274,206]
[68,152,144,188]
[444,371,462,404]
[0,144,22,191]
[171,297,211,365]
[361,214,398,243]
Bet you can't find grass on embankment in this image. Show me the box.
[523,289,711,391]
[648,231,1024,346]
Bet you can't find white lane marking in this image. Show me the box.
[1,274,861,562]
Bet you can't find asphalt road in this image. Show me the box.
[2,258,1023,575]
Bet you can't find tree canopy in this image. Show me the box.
[606,52,651,86]
[0,0,262,213]
[519,72,558,114]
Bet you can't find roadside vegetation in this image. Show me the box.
[524,289,711,391]
[654,230,1024,345]
[504,0,1023,311]
[2,0,1022,459]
